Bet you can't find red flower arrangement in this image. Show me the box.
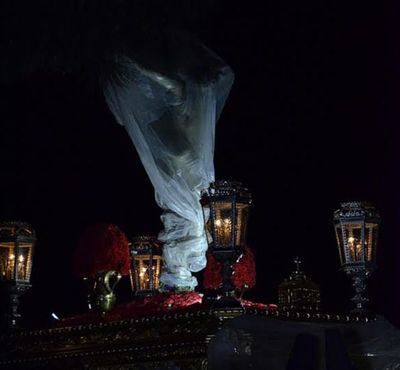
[73,223,130,278]
[203,246,256,291]
[203,252,223,289]
[231,246,256,290]
[56,291,205,327]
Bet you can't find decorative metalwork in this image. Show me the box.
[278,257,321,312]
[84,271,122,315]
[0,221,36,329]
[333,202,380,313]
[201,180,252,301]
[0,306,376,369]
[0,309,220,369]
[130,235,162,296]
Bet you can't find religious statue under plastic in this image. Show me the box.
[103,28,234,290]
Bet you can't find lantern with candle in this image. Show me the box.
[201,180,252,303]
[0,221,36,329]
[333,202,380,313]
[130,235,162,297]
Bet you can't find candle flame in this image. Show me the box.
[139,266,147,278]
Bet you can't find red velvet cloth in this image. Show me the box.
[73,223,130,277]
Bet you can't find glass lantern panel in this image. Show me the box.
[202,205,213,245]
[0,243,15,281]
[365,223,379,262]
[213,201,234,248]
[152,255,162,290]
[136,256,150,291]
[132,255,162,291]
[16,244,32,281]
[235,203,250,247]
[335,226,345,264]
[344,223,363,262]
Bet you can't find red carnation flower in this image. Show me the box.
[231,246,256,289]
[203,252,223,290]
[73,223,130,278]
[203,246,256,291]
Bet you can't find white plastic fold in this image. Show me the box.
[103,30,233,289]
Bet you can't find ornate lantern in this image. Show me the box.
[130,235,162,296]
[333,202,380,313]
[0,221,36,329]
[278,258,321,312]
[201,180,252,297]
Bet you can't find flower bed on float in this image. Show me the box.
[56,291,277,327]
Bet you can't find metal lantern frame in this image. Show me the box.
[0,221,36,329]
[0,221,36,284]
[201,180,252,296]
[333,202,380,313]
[129,235,162,297]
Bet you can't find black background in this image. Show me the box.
[0,1,399,327]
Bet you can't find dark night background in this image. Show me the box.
[0,1,399,327]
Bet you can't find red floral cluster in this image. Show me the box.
[203,252,222,289]
[73,223,130,278]
[231,247,256,289]
[203,246,256,291]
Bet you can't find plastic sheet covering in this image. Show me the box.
[103,30,234,289]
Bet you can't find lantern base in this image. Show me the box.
[211,294,243,310]
[135,290,158,298]
[343,265,373,315]
[350,297,376,318]
[0,281,31,330]
[211,295,244,320]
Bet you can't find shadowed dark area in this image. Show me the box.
[0,0,399,327]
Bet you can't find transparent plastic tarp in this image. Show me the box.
[104,30,234,289]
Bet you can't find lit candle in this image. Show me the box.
[6,253,15,279]
[139,266,149,290]
[348,236,361,261]
[17,254,25,279]
[216,218,232,245]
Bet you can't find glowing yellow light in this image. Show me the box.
[9,253,15,260]
[139,266,147,278]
